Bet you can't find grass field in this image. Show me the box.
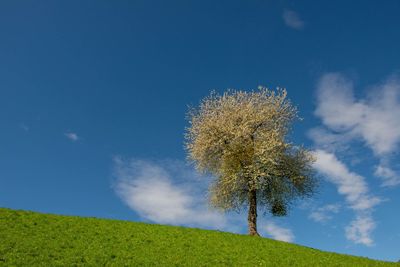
[0,207,397,266]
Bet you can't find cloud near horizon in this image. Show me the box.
[263,221,294,243]
[113,157,296,241]
[113,157,231,230]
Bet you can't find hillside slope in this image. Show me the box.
[0,208,396,266]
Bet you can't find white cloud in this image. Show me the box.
[345,214,375,246]
[310,72,400,245]
[315,73,400,156]
[313,150,381,245]
[282,9,304,30]
[374,162,400,187]
[312,72,400,188]
[64,132,79,141]
[263,221,294,242]
[309,204,340,223]
[112,157,227,229]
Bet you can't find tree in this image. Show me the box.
[185,87,317,236]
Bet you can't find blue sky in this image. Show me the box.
[1,0,400,262]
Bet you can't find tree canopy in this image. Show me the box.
[185,87,317,236]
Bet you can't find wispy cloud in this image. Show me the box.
[263,221,294,243]
[282,9,304,30]
[19,123,29,131]
[307,127,351,153]
[112,157,227,229]
[313,150,381,212]
[313,150,381,246]
[309,204,340,223]
[64,132,79,142]
[374,162,400,187]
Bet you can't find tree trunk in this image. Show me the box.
[248,189,260,236]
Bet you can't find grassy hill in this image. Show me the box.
[0,208,396,266]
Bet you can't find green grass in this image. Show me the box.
[0,208,396,266]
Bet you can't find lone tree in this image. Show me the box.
[185,87,317,236]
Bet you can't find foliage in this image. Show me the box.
[0,208,395,266]
[185,87,317,215]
